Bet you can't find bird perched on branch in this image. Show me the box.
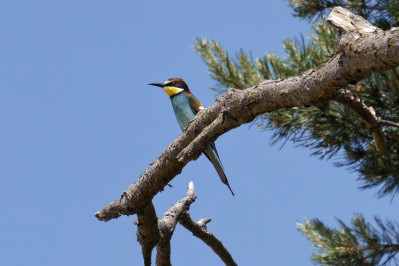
[149,78,234,196]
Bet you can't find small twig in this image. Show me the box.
[179,213,238,266]
[135,202,159,266]
[380,119,399,129]
[197,218,212,229]
[156,182,196,266]
[334,89,386,152]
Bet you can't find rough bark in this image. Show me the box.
[135,202,159,266]
[95,7,399,222]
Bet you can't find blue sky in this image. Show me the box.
[0,1,397,265]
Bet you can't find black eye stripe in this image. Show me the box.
[167,81,182,88]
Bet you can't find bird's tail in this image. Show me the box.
[204,144,235,196]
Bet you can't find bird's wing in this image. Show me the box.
[187,93,204,115]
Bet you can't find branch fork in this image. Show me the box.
[135,182,237,265]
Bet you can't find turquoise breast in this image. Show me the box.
[170,92,195,131]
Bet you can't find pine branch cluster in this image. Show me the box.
[297,216,399,265]
[194,1,399,197]
[194,0,399,264]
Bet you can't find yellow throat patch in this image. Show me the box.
[163,86,184,97]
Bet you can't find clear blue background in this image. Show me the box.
[0,1,396,265]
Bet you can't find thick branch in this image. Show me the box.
[179,213,238,266]
[95,7,399,221]
[135,202,159,266]
[156,182,196,266]
[334,89,386,152]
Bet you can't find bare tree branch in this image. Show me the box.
[156,182,196,266]
[334,89,386,151]
[380,119,399,129]
[95,7,399,222]
[135,202,159,266]
[179,213,238,266]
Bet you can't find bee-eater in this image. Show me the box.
[149,78,234,196]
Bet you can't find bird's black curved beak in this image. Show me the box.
[148,83,164,88]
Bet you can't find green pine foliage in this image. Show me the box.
[297,216,399,265]
[194,0,399,264]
